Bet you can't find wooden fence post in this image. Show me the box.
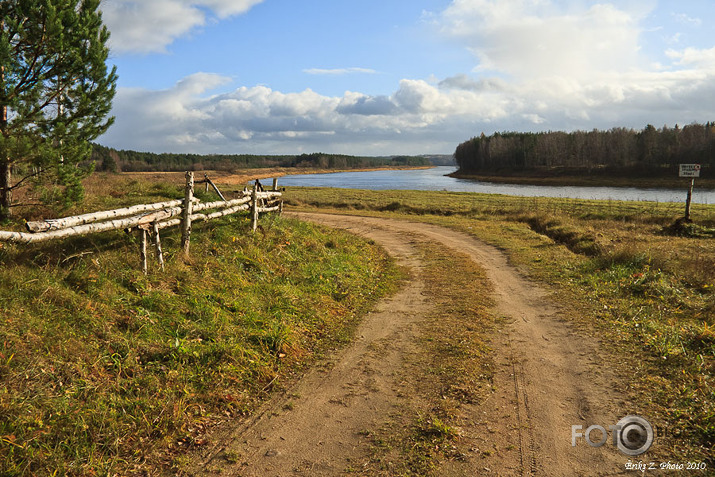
[251,181,259,232]
[272,178,278,191]
[205,173,209,193]
[152,221,165,272]
[685,178,695,221]
[181,171,194,256]
[140,228,148,275]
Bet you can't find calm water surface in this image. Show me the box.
[278,166,715,204]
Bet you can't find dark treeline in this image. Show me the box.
[90,144,430,172]
[454,123,715,176]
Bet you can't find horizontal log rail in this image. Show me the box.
[0,207,184,244]
[24,199,196,233]
[154,204,251,231]
[0,173,283,273]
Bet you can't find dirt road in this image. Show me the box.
[187,213,632,476]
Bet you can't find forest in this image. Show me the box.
[90,145,430,172]
[454,123,715,176]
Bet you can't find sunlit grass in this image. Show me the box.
[0,179,400,475]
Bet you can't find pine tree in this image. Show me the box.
[0,0,117,219]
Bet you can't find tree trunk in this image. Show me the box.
[0,94,10,219]
[0,160,11,219]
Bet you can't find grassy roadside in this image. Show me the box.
[355,241,497,476]
[286,186,715,465]
[0,181,400,475]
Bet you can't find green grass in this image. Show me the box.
[0,184,400,476]
[3,173,712,472]
[286,186,715,465]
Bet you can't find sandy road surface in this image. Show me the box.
[187,213,632,476]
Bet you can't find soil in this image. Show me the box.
[114,166,431,188]
[184,213,633,476]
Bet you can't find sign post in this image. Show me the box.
[679,164,701,221]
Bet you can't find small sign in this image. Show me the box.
[679,164,701,178]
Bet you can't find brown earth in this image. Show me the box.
[184,213,634,476]
[116,166,431,187]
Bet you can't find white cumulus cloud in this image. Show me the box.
[666,46,715,67]
[101,0,264,54]
[439,0,646,80]
[99,0,715,155]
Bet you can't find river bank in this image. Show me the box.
[449,169,715,190]
[117,165,434,187]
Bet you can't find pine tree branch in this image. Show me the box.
[8,202,44,208]
[7,168,46,191]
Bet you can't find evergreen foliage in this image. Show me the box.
[0,0,117,218]
[90,145,431,172]
[454,123,715,176]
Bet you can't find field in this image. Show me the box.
[0,172,713,474]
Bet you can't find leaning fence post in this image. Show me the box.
[251,181,259,232]
[181,171,194,256]
[152,221,165,272]
[140,228,148,275]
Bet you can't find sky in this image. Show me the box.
[97,0,715,156]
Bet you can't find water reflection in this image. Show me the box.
[278,166,714,204]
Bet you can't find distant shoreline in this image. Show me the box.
[449,170,715,190]
[102,165,715,190]
[114,165,435,186]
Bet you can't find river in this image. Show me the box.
[278,166,714,204]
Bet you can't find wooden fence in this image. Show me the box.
[0,172,283,273]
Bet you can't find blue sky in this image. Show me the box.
[98,0,715,156]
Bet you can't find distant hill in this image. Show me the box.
[90,145,431,172]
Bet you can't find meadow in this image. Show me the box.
[0,172,713,473]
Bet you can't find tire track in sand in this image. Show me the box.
[187,213,632,476]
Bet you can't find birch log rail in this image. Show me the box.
[0,207,184,244]
[24,199,193,233]
[0,174,283,273]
